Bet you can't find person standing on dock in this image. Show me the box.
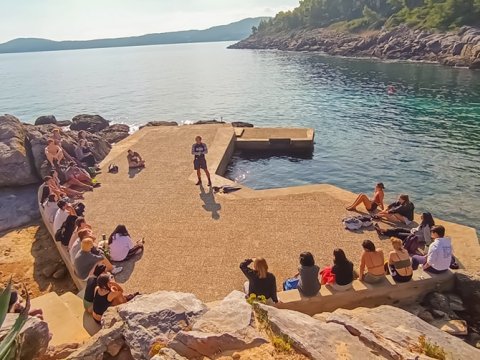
[191,136,212,186]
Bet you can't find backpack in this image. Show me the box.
[403,234,420,255]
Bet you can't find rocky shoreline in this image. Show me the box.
[229,25,480,69]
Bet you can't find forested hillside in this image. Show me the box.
[255,0,480,34]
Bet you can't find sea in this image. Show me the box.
[0,41,479,232]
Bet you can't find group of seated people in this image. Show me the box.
[239,181,454,304]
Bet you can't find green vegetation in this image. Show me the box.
[257,0,480,33]
[416,335,447,360]
[0,279,29,360]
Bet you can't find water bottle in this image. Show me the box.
[419,264,424,279]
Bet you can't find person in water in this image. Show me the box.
[375,194,415,225]
[127,149,145,169]
[191,136,212,186]
[346,183,385,212]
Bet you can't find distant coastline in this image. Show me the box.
[0,17,267,54]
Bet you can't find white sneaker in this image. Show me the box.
[111,266,123,275]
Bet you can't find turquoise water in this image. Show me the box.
[0,42,479,232]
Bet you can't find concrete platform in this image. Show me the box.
[73,124,479,304]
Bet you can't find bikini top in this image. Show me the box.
[392,253,412,270]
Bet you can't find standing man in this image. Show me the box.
[191,136,212,186]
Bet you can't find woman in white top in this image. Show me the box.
[108,225,144,262]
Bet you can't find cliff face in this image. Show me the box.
[229,25,480,69]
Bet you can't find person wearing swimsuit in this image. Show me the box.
[359,240,386,284]
[387,238,413,282]
[346,183,385,212]
[45,139,65,166]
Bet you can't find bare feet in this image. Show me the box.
[346,206,356,211]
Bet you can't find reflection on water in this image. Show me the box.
[0,42,478,232]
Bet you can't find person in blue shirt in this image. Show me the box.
[191,136,212,186]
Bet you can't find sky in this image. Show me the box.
[0,0,299,43]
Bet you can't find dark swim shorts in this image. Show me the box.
[369,202,378,211]
[194,156,207,170]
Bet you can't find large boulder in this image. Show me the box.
[70,114,109,133]
[115,291,207,360]
[0,314,50,360]
[0,185,40,232]
[169,291,267,358]
[99,124,130,144]
[0,114,39,187]
[231,122,254,128]
[35,115,57,125]
[454,270,480,321]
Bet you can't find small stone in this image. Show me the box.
[418,310,434,323]
[42,264,58,278]
[438,319,468,336]
[431,309,447,319]
[447,293,466,312]
[107,338,125,357]
[232,352,241,360]
[52,267,67,279]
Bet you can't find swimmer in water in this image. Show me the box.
[387,85,396,95]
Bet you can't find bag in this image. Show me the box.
[403,234,419,255]
[283,277,300,291]
[342,217,363,230]
[108,164,119,173]
[320,266,336,285]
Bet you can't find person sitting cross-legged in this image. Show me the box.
[411,225,453,274]
[127,149,145,169]
[74,238,122,280]
[107,225,144,262]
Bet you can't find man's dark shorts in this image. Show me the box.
[194,157,207,170]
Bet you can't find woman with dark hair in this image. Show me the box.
[331,249,355,291]
[375,194,415,225]
[283,252,321,297]
[359,240,385,284]
[55,214,78,247]
[108,225,144,262]
[374,212,435,245]
[74,130,97,168]
[346,183,385,212]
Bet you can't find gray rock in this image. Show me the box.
[454,270,480,320]
[231,122,254,128]
[0,314,50,360]
[0,114,39,187]
[423,292,451,313]
[53,266,67,279]
[35,115,57,125]
[140,121,178,129]
[470,59,480,69]
[447,293,466,312]
[418,310,434,323]
[67,321,124,360]
[152,348,188,360]
[194,120,226,125]
[452,42,465,56]
[170,291,267,357]
[0,185,40,232]
[43,343,80,360]
[42,263,59,278]
[259,304,376,359]
[116,291,207,360]
[70,114,109,133]
[431,309,448,319]
[99,124,130,144]
[56,120,73,127]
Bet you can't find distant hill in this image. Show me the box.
[0,17,268,54]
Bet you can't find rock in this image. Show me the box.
[231,122,254,128]
[452,42,465,56]
[139,121,178,129]
[116,291,207,360]
[0,114,39,187]
[194,120,226,125]
[56,120,72,127]
[454,270,480,321]
[40,343,80,360]
[260,304,376,359]
[0,185,40,233]
[470,59,480,69]
[447,293,466,312]
[319,305,480,359]
[431,309,447,319]
[0,314,50,360]
[67,321,124,360]
[433,319,468,336]
[152,348,188,360]
[418,310,434,323]
[52,266,67,279]
[170,291,267,357]
[70,114,109,133]
[42,263,58,278]
[99,124,130,144]
[35,115,57,125]
[467,332,480,348]
[423,292,451,313]
[106,338,125,357]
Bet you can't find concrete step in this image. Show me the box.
[31,292,91,346]
[60,292,101,336]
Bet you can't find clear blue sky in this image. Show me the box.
[0,0,299,43]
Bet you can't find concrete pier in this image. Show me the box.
[69,124,479,303]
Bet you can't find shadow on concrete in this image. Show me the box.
[111,250,143,284]
[128,167,144,178]
[199,185,221,220]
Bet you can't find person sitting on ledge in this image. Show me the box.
[74,238,122,280]
[331,248,355,291]
[374,194,415,225]
[387,238,413,283]
[127,149,145,169]
[70,228,94,262]
[411,225,452,274]
[375,212,435,246]
[45,139,64,166]
[92,274,138,323]
[64,162,96,189]
[53,199,76,233]
[240,258,278,304]
[50,170,86,198]
[74,130,97,168]
[283,252,320,297]
[69,217,92,250]
[107,225,144,262]
[359,240,386,284]
[52,128,62,145]
[346,182,385,212]
[42,194,59,224]
[83,264,107,313]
